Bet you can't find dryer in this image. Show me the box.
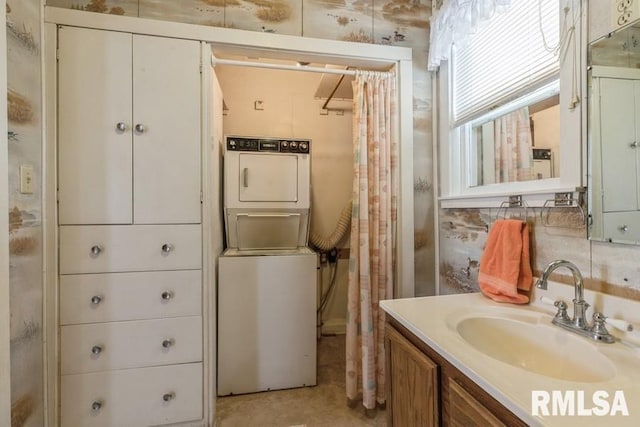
[224,136,311,250]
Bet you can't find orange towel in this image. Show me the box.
[478,219,532,304]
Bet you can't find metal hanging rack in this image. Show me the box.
[539,191,586,228]
[494,195,530,222]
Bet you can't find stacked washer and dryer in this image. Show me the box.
[217,136,317,396]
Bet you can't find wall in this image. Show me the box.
[6,0,44,425]
[44,0,436,296]
[215,64,352,332]
[531,104,560,178]
[438,4,640,303]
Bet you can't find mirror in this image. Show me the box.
[589,21,640,245]
[469,95,560,187]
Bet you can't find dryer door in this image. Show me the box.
[238,153,298,202]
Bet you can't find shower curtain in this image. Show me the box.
[346,70,398,411]
[494,107,534,183]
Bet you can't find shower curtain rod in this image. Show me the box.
[211,56,392,76]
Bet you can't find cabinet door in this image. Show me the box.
[132,35,202,224]
[385,324,439,426]
[600,78,639,212]
[58,27,133,224]
[448,378,505,427]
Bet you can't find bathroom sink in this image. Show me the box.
[456,316,617,382]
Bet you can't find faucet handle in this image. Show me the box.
[553,300,570,322]
[541,297,570,322]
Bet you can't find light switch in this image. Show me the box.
[20,165,34,194]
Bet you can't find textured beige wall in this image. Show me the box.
[7,0,45,424]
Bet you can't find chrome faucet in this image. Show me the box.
[536,260,615,343]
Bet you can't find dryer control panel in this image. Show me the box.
[227,137,310,154]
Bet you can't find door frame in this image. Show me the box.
[43,6,415,426]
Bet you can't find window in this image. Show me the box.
[438,0,582,206]
[452,0,560,125]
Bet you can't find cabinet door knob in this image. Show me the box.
[161,243,174,254]
[135,123,146,134]
[161,290,174,301]
[91,345,103,355]
[631,141,638,148]
[90,295,103,305]
[90,245,103,256]
[620,225,629,232]
[115,122,127,132]
[162,392,175,402]
[91,400,103,412]
[162,339,174,349]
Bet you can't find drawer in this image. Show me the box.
[61,362,203,427]
[60,270,201,325]
[59,225,201,274]
[61,317,202,375]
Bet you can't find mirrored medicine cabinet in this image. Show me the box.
[589,19,640,245]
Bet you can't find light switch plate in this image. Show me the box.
[20,165,34,194]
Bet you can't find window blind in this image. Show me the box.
[452,0,559,125]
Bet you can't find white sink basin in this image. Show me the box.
[456,315,617,382]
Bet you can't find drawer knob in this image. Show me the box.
[161,290,174,301]
[135,123,146,134]
[162,392,175,402]
[162,339,174,349]
[91,345,103,355]
[91,400,103,412]
[90,245,103,257]
[620,225,629,233]
[115,122,127,132]
[90,295,103,305]
[161,243,174,254]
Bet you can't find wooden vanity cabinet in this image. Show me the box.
[385,319,527,427]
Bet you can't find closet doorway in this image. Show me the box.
[208,36,415,300]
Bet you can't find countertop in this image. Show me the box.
[380,288,640,426]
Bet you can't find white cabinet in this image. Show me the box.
[58,26,202,225]
[598,78,640,213]
[592,72,640,243]
[56,26,206,426]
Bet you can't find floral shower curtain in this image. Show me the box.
[494,107,534,183]
[346,70,398,411]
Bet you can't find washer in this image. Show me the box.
[217,248,318,395]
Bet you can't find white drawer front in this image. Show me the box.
[60,270,201,325]
[61,317,202,375]
[59,225,202,274]
[61,363,203,427]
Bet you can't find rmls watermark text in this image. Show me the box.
[531,390,629,416]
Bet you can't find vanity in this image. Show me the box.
[382,285,640,426]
